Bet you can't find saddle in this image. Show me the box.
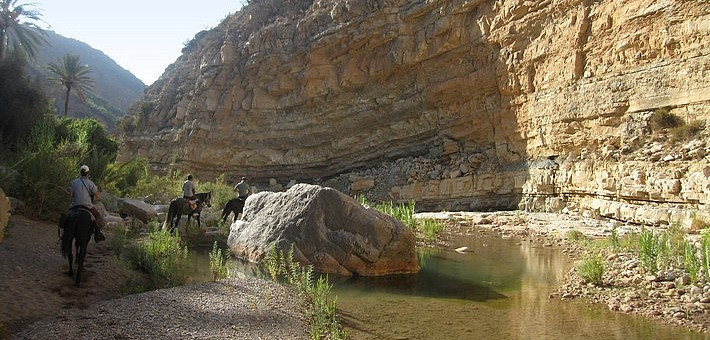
[188,199,197,211]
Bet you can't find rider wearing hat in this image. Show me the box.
[68,165,105,242]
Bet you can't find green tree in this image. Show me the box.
[0,0,47,61]
[0,56,49,150]
[47,53,94,116]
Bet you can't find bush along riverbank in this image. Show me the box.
[554,219,710,333]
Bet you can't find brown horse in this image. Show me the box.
[164,192,212,233]
[220,197,246,223]
[60,207,94,286]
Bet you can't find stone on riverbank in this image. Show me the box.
[227,183,419,276]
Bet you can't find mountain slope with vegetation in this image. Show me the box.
[27,30,145,129]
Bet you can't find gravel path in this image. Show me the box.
[0,215,308,340]
[12,278,308,340]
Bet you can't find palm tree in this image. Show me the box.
[47,54,94,117]
[0,0,47,61]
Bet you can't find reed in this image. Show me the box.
[638,227,661,273]
[264,245,346,339]
[683,241,700,284]
[209,241,230,282]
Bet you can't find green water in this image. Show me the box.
[192,229,708,340]
[330,230,708,340]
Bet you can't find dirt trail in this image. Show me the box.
[0,215,145,336]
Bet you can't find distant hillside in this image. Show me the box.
[26,30,145,129]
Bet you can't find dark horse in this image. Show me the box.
[220,197,246,223]
[61,208,94,286]
[164,191,212,233]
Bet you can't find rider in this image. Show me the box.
[234,177,251,201]
[182,174,197,210]
[68,165,105,243]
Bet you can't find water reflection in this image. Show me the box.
[189,230,708,340]
[331,229,709,340]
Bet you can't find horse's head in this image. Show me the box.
[201,191,212,208]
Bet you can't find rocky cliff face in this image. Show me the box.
[119,0,709,225]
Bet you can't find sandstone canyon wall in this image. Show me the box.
[118,0,709,226]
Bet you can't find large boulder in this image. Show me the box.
[119,198,158,224]
[227,184,419,276]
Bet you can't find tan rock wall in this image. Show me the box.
[118,0,709,224]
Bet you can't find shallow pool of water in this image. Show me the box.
[191,228,708,339]
[330,229,708,340]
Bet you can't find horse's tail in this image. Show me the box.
[61,212,75,259]
[163,201,174,230]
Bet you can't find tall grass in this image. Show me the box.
[365,199,444,240]
[683,241,700,284]
[264,245,346,340]
[122,229,190,287]
[703,233,710,280]
[209,241,230,282]
[639,227,661,273]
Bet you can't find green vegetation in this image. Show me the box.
[120,229,190,287]
[577,253,605,286]
[359,197,445,240]
[650,108,706,142]
[638,227,662,273]
[209,241,230,282]
[650,108,682,130]
[264,245,346,340]
[47,53,94,116]
[576,221,710,286]
[0,0,47,61]
[565,229,587,242]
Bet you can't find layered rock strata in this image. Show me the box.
[119,0,709,225]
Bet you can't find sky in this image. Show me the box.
[31,1,246,85]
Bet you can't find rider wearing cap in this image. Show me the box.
[68,165,105,242]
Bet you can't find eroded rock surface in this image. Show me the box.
[119,0,709,226]
[227,184,419,276]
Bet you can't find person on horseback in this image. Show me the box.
[68,165,105,243]
[183,174,198,210]
[234,177,251,202]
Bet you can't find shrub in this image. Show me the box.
[690,213,710,233]
[566,229,587,242]
[670,120,705,142]
[650,108,682,130]
[577,253,605,285]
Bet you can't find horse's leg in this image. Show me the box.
[173,214,181,233]
[75,240,88,286]
[66,243,74,277]
[221,205,229,222]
